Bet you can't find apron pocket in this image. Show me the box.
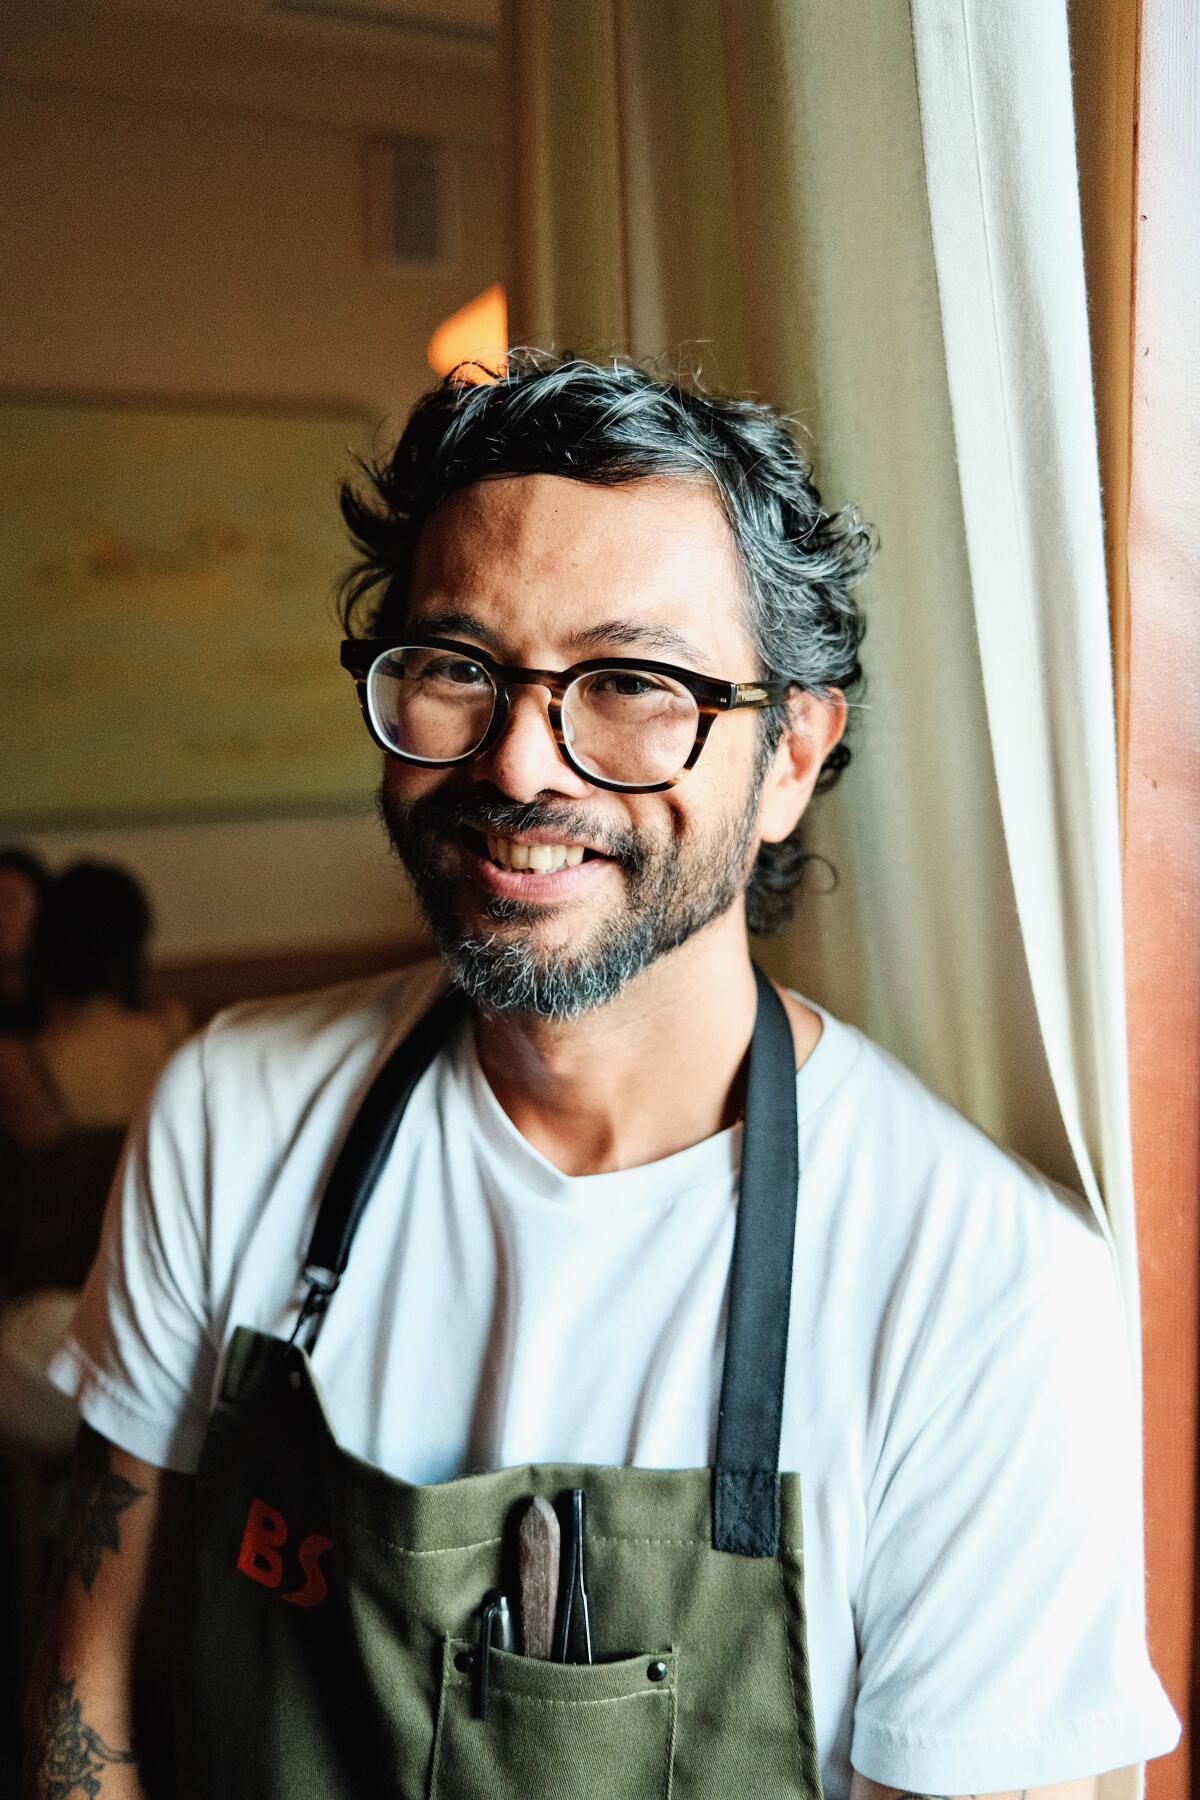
[430,1637,677,1800]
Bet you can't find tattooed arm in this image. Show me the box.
[25,1424,192,1800]
[850,1780,1100,1800]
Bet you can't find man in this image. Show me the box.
[31,356,1176,1799]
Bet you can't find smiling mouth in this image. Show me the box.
[483,831,602,873]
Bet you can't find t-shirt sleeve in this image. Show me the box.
[851,1220,1179,1792]
[47,1030,218,1473]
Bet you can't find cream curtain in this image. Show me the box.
[502,8,1144,1790]
[502,0,1134,1282]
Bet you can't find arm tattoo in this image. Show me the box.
[57,1429,147,1595]
[36,1667,138,1798]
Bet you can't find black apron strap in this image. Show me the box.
[712,966,800,1557]
[291,984,469,1350]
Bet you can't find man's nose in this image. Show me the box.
[475,685,594,803]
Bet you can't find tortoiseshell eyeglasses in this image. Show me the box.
[340,636,794,795]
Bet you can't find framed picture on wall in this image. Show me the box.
[0,391,382,828]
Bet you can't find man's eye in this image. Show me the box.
[426,657,487,686]
[596,672,659,698]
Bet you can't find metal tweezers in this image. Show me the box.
[553,1488,594,1664]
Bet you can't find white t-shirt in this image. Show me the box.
[49,962,1178,1797]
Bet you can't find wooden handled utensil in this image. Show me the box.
[517,1496,561,1659]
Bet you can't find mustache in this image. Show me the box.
[394,789,647,870]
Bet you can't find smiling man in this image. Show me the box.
[33,356,1176,1800]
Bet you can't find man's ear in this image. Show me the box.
[757,689,848,845]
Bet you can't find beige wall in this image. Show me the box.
[0,7,505,959]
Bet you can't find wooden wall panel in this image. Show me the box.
[1123,0,1200,1792]
[1073,0,1197,1789]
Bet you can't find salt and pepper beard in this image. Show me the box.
[380,754,768,1021]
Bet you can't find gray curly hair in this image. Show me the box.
[339,351,874,935]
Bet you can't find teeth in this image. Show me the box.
[485,834,587,873]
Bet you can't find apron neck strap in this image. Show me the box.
[292,966,801,1559]
[291,984,470,1350]
[712,966,800,1556]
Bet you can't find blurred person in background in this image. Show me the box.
[0,864,186,1684]
[0,861,188,1300]
[0,851,48,1037]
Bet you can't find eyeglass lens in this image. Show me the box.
[366,646,701,787]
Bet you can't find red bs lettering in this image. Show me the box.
[236,1497,287,1589]
[282,1533,334,1608]
[236,1498,333,1606]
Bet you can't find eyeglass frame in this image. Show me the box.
[339,634,797,794]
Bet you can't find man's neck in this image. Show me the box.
[472,914,817,1177]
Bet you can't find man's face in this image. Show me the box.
[380,474,785,1018]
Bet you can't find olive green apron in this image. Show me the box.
[179,968,824,1799]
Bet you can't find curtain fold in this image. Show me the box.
[908,0,1135,1301]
